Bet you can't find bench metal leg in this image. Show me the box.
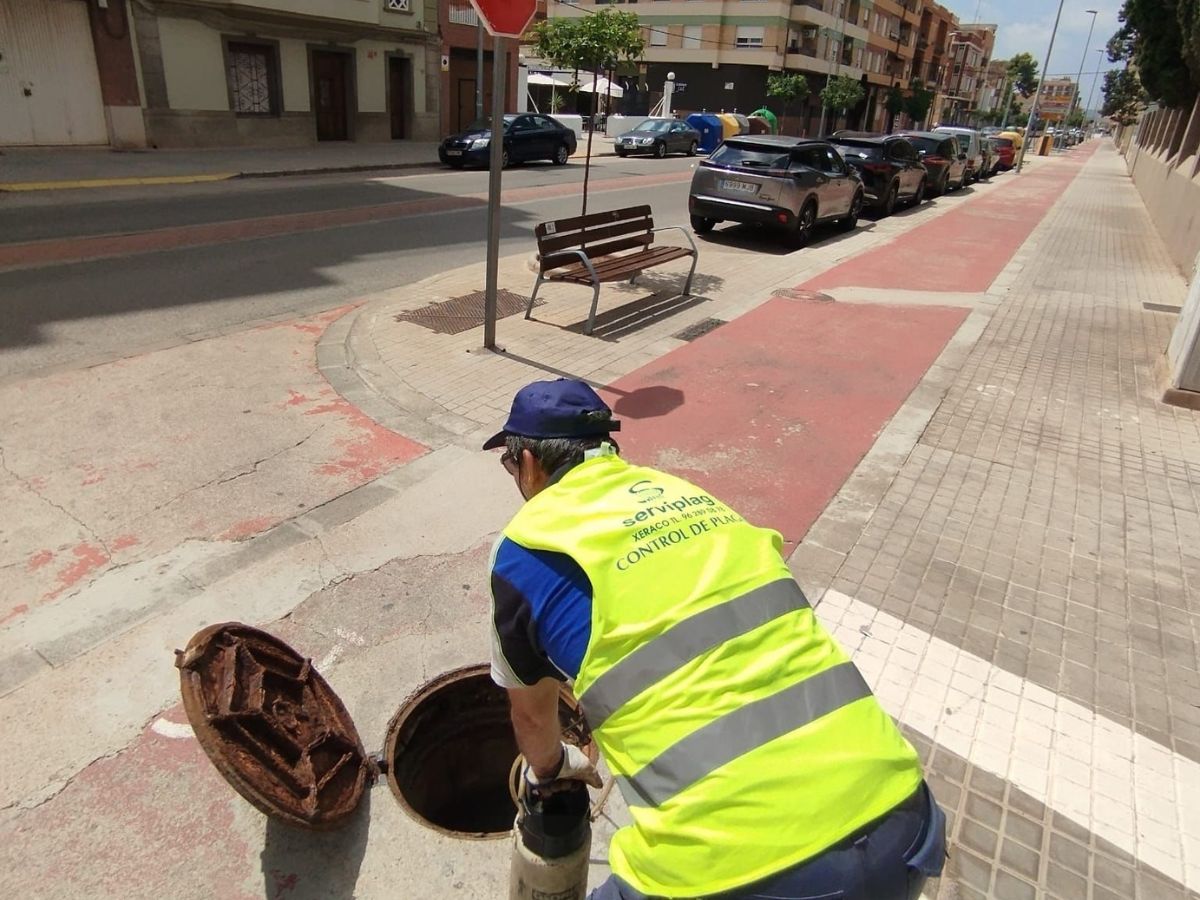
[682,252,698,296]
[629,274,637,285]
[585,281,601,335]
[526,274,544,320]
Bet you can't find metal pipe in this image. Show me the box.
[1016,0,1064,174]
[1085,48,1104,127]
[483,38,506,350]
[476,21,484,121]
[1070,10,1098,121]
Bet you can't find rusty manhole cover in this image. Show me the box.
[176,622,374,830]
[394,289,539,335]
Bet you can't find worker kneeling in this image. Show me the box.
[485,379,947,900]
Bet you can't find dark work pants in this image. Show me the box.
[589,783,942,900]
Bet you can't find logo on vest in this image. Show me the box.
[629,480,666,503]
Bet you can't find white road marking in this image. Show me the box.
[818,589,1200,891]
[150,718,194,739]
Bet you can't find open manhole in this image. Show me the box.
[176,623,591,839]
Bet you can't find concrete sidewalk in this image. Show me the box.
[0,137,617,191]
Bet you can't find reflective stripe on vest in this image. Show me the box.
[614,661,871,807]
[580,578,811,729]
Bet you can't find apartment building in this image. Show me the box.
[557,0,927,136]
[976,57,1011,119]
[0,0,446,149]
[910,0,956,125]
[942,22,995,124]
[1031,76,1076,124]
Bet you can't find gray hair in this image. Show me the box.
[505,434,620,476]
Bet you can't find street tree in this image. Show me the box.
[531,9,645,215]
[766,72,810,133]
[1107,0,1199,109]
[905,80,935,128]
[1101,67,1148,125]
[1006,52,1040,98]
[821,75,865,131]
[885,84,905,131]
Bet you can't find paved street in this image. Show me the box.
[0,142,1197,900]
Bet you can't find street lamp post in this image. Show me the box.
[1071,9,1099,122]
[1085,47,1104,130]
[1016,0,1065,173]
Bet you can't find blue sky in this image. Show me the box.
[941,0,1125,108]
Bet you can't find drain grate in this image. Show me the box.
[394,289,539,335]
[673,317,727,342]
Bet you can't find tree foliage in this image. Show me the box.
[766,72,809,126]
[530,9,645,216]
[1101,67,1148,125]
[1006,52,1040,98]
[822,75,865,111]
[905,80,935,124]
[767,72,810,103]
[530,9,645,73]
[1107,0,1200,109]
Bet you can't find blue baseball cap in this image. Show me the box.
[482,379,621,450]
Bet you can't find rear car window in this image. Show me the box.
[904,136,943,155]
[830,140,882,160]
[707,141,792,171]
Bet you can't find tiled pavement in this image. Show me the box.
[799,144,1200,898]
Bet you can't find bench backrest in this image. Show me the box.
[536,205,654,272]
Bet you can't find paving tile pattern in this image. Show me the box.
[829,146,1200,764]
[818,145,1200,896]
[902,725,1199,900]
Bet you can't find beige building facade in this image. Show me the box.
[131,0,440,147]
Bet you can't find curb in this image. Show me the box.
[0,150,620,192]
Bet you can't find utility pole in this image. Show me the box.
[483,38,506,350]
[1016,0,1064,173]
[1070,9,1098,122]
[1084,47,1104,129]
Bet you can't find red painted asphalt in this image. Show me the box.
[601,145,1097,547]
[802,143,1099,294]
[602,298,969,546]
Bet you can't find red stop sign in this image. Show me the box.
[470,0,536,38]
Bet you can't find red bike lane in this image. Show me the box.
[603,145,1098,549]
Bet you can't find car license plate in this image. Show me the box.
[720,179,758,195]
[446,149,463,156]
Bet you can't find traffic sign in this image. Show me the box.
[469,0,536,38]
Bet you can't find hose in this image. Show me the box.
[509,753,615,823]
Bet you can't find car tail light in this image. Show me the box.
[863,162,891,173]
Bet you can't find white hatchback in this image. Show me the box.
[934,126,984,184]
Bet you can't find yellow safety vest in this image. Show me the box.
[504,454,922,897]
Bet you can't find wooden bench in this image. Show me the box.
[527,205,699,335]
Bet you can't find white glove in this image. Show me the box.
[524,742,603,790]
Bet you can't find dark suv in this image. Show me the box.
[828,132,928,215]
[892,131,967,195]
[688,136,864,246]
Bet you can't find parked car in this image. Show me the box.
[998,129,1025,152]
[688,136,864,246]
[828,132,927,215]
[614,118,701,158]
[438,113,576,168]
[934,126,985,183]
[893,131,967,195]
[989,135,1015,171]
[977,137,996,180]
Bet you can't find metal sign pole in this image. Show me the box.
[1016,0,1064,174]
[483,37,507,350]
